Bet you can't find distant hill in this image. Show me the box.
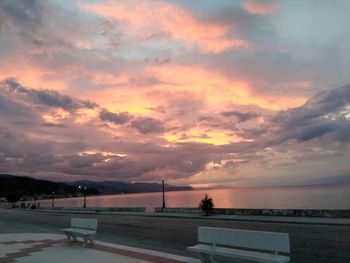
[71,180,193,194]
[0,174,193,198]
[0,174,99,198]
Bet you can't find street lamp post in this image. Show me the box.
[162,180,166,210]
[51,191,55,208]
[78,186,87,208]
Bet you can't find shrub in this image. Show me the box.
[198,194,214,216]
[5,193,22,208]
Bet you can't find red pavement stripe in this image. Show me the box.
[0,239,56,245]
[0,239,65,263]
[1,239,185,263]
[93,244,185,263]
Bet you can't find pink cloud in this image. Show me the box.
[80,1,249,54]
[242,0,279,15]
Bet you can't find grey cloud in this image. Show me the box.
[267,84,350,143]
[237,126,269,139]
[35,90,76,109]
[0,0,53,56]
[272,84,350,128]
[221,111,259,122]
[1,78,97,110]
[23,152,61,167]
[278,121,341,142]
[40,123,66,128]
[198,116,219,123]
[68,154,105,169]
[0,91,36,121]
[231,84,350,149]
[128,76,164,87]
[99,109,131,125]
[0,0,44,35]
[130,117,166,134]
[297,122,340,141]
[334,123,350,142]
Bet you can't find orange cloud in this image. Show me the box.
[69,63,307,147]
[81,1,249,53]
[42,108,70,124]
[143,64,305,111]
[242,0,279,15]
[164,129,240,146]
[76,63,306,118]
[0,58,67,92]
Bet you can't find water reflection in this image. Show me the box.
[39,184,350,211]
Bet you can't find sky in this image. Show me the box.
[0,0,350,188]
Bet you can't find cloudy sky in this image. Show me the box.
[0,0,350,187]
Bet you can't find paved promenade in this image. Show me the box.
[0,233,199,263]
[1,207,350,262]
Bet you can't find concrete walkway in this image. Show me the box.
[0,233,199,263]
[33,208,350,226]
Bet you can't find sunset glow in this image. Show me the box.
[0,0,349,187]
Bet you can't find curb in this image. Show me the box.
[28,209,350,226]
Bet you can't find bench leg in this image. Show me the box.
[82,237,94,247]
[199,253,214,263]
[71,233,78,242]
[65,232,74,242]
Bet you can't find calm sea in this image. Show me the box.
[40,184,350,212]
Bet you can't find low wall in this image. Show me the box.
[40,206,145,212]
[154,207,350,218]
[155,207,201,213]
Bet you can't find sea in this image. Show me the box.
[38,184,350,212]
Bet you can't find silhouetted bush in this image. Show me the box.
[199,194,214,216]
[5,193,22,208]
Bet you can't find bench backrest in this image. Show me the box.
[71,218,98,230]
[198,227,290,253]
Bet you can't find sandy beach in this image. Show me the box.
[0,208,349,263]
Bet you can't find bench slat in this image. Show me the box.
[188,244,290,263]
[198,227,290,253]
[71,218,97,230]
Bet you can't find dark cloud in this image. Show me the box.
[1,78,97,110]
[40,123,66,128]
[259,84,350,143]
[273,84,350,127]
[226,84,350,152]
[68,154,105,169]
[221,110,259,122]
[0,90,36,120]
[0,0,44,31]
[99,109,131,125]
[127,76,164,87]
[237,126,269,139]
[334,123,350,142]
[0,0,55,56]
[277,121,341,142]
[130,117,166,134]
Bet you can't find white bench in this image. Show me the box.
[187,227,290,263]
[62,218,98,246]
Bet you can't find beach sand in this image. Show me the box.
[0,208,349,262]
